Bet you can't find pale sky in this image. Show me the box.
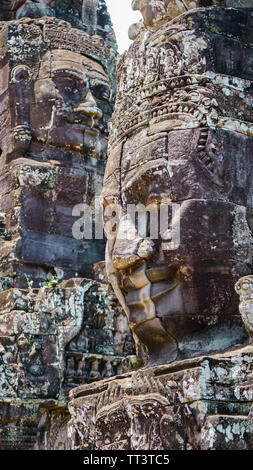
[106,0,142,54]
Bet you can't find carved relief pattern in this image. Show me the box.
[68,347,253,450]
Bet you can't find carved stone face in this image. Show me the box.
[30,49,110,156]
[0,48,111,158]
[103,6,253,365]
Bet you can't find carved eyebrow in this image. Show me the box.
[52,69,86,81]
[121,159,170,189]
[90,79,111,91]
[93,78,110,86]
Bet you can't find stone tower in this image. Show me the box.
[0,0,133,451]
[68,0,253,450]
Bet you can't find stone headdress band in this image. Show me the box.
[43,20,116,76]
[0,17,117,82]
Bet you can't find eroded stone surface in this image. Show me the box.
[68,346,253,450]
[0,279,133,449]
[69,2,253,453]
[131,0,253,27]
[0,1,130,451]
[0,0,116,44]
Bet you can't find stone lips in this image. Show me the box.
[102,5,253,366]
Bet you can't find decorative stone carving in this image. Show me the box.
[0,0,116,40]
[102,2,253,367]
[0,279,133,449]
[68,345,253,450]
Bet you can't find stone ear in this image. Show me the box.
[7,65,32,161]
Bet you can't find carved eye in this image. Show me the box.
[53,75,87,102]
[91,83,111,102]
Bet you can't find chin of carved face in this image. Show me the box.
[30,49,111,156]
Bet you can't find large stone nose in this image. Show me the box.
[113,237,155,270]
[74,90,102,119]
[112,215,155,270]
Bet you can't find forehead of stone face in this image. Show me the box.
[39,49,109,82]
